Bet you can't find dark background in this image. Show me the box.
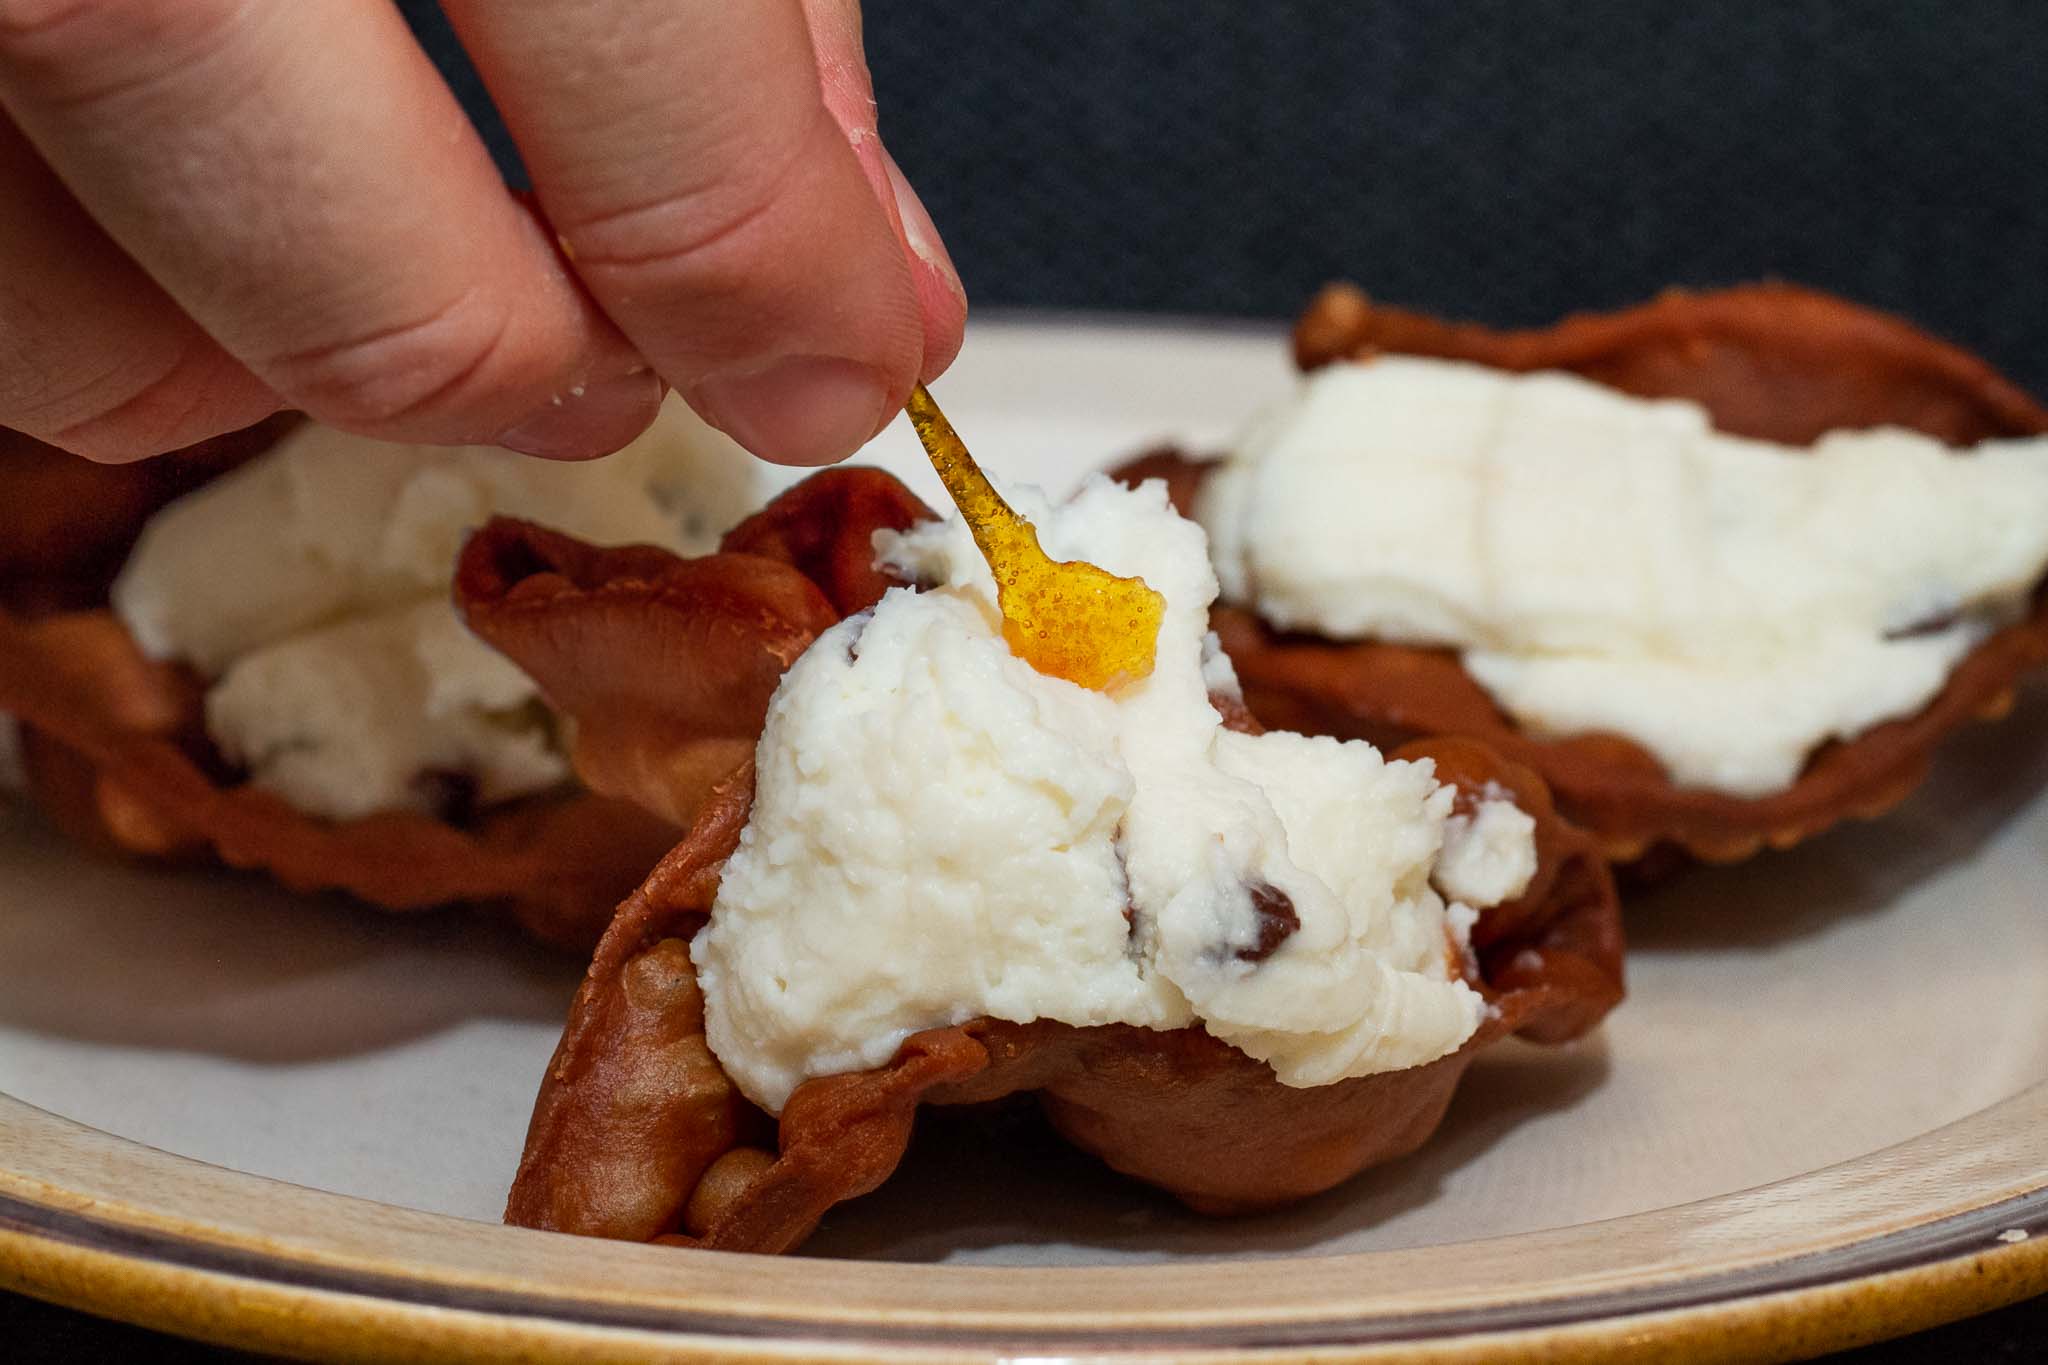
[12,4,2045,1358]
[412,0,2048,392]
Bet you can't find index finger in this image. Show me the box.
[442,0,933,465]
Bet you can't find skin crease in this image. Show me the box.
[0,0,965,466]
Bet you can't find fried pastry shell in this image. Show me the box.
[0,420,679,949]
[0,419,294,617]
[451,466,928,829]
[1293,280,2048,446]
[1114,283,2048,864]
[0,607,677,949]
[467,469,1623,1255]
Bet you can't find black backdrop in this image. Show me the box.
[401,0,2048,393]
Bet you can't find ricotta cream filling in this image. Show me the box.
[109,397,766,820]
[695,476,1537,1115]
[1200,358,2048,796]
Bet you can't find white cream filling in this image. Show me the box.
[204,600,566,823]
[111,397,767,819]
[1200,358,2048,797]
[1435,794,1538,909]
[694,476,1538,1114]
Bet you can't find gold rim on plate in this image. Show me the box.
[2,1084,2044,1363]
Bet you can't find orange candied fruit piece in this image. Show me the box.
[905,385,1164,692]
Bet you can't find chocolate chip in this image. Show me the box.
[1237,880,1300,963]
[841,608,874,663]
[413,768,481,827]
[1884,610,1961,640]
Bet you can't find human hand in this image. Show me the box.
[0,0,965,466]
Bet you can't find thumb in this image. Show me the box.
[802,0,967,383]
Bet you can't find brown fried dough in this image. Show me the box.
[0,418,294,616]
[453,466,930,828]
[1292,280,2048,445]
[718,464,931,615]
[0,608,676,949]
[454,521,839,831]
[505,765,760,1238]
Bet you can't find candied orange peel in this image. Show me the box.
[905,384,1163,691]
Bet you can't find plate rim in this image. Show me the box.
[4,1083,2044,1362]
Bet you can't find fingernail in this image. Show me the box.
[495,368,665,460]
[689,356,892,466]
[882,151,965,308]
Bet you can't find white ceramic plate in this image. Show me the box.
[2,318,2045,1361]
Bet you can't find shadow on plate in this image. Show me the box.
[1629,681,2048,953]
[0,803,581,1063]
[802,1036,1612,1264]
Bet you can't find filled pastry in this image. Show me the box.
[0,399,766,946]
[458,465,1623,1252]
[1116,284,2048,864]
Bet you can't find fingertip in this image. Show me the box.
[880,150,967,382]
[687,355,894,466]
[914,270,969,385]
[494,367,667,461]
